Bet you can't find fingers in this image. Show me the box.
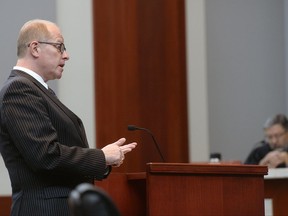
[103,138,137,167]
[120,150,125,160]
[120,142,137,154]
[112,138,137,154]
[112,142,136,167]
[259,151,284,168]
[259,159,267,166]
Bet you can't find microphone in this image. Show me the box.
[128,125,165,162]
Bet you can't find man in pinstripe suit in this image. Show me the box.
[0,19,137,216]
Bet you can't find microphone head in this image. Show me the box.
[127,124,165,162]
[127,125,137,131]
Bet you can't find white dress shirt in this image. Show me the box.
[13,66,48,89]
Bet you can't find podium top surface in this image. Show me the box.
[146,162,267,175]
[126,163,268,180]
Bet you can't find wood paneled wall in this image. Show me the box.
[93,0,188,172]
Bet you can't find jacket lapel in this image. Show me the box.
[10,70,88,145]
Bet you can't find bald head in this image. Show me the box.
[17,19,58,58]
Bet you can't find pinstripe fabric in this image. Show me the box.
[0,70,109,216]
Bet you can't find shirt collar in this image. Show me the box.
[13,66,48,89]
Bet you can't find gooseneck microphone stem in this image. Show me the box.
[128,125,165,162]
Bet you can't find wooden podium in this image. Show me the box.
[96,163,267,216]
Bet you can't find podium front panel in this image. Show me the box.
[96,163,267,216]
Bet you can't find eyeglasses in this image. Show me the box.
[265,131,287,142]
[38,41,66,54]
[28,41,66,54]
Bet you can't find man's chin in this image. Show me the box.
[56,71,63,79]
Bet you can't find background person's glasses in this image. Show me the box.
[38,41,66,54]
[265,131,287,142]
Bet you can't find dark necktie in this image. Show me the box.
[48,87,57,98]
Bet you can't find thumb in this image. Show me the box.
[114,138,126,146]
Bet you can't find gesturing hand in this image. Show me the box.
[101,138,137,167]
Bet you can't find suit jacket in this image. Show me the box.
[244,140,286,168]
[0,70,109,216]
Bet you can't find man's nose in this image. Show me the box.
[63,50,69,60]
[270,137,278,145]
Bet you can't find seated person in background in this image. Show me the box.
[245,114,288,168]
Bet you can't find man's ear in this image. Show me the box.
[29,41,40,57]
